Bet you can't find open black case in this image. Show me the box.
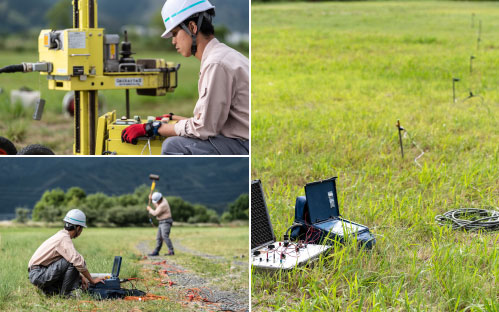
[251,180,276,252]
[291,177,376,249]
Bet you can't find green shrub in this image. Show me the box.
[167,196,196,222]
[227,193,249,221]
[14,207,30,223]
[106,205,149,226]
[30,186,223,225]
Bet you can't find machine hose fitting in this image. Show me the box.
[0,62,52,74]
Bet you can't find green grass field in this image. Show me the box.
[251,1,498,311]
[0,225,248,311]
[0,48,201,154]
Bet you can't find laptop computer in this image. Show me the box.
[90,256,122,290]
[293,177,375,249]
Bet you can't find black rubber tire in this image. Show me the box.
[17,144,55,155]
[0,136,17,155]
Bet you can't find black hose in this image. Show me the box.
[435,208,499,231]
[0,64,24,74]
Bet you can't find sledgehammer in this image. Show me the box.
[147,174,160,226]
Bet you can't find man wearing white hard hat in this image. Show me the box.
[121,0,249,155]
[28,209,105,296]
[147,192,175,256]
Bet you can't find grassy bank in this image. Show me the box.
[0,226,248,311]
[251,1,498,311]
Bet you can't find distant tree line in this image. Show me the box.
[22,185,248,226]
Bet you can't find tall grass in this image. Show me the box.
[251,1,499,310]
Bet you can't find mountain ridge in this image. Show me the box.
[0,158,249,220]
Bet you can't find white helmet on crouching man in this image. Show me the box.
[63,209,87,228]
[161,0,216,55]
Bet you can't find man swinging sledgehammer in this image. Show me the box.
[147,192,175,256]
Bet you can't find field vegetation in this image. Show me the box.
[251,1,498,311]
[0,226,248,311]
[27,185,248,226]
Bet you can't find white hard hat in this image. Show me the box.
[63,209,87,228]
[152,192,163,204]
[161,0,215,39]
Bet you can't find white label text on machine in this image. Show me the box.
[115,78,144,87]
[68,32,86,49]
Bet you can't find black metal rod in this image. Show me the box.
[396,120,404,158]
[125,89,130,119]
[74,0,79,28]
[470,55,475,74]
[89,91,96,155]
[89,0,95,28]
[75,91,81,153]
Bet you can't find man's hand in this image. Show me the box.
[147,205,152,212]
[81,275,89,290]
[155,114,172,121]
[121,124,147,145]
[91,277,106,285]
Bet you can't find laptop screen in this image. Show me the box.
[111,256,122,278]
[305,178,340,223]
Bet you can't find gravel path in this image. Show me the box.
[136,241,249,312]
[174,238,247,267]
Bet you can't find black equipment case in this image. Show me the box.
[88,256,145,299]
[251,180,276,252]
[291,177,376,249]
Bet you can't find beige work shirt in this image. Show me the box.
[149,199,172,221]
[174,38,249,140]
[28,229,87,273]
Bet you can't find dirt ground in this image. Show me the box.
[135,240,249,312]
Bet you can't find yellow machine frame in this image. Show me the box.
[37,0,178,155]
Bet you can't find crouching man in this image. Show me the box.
[28,209,105,296]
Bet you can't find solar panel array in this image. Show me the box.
[251,180,275,250]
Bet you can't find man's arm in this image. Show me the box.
[157,123,178,137]
[80,269,105,285]
[147,203,166,217]
[173,64,233,139]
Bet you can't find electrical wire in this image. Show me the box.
[435,208,499,231]
[401,128,425,168]
[0,64,24,74]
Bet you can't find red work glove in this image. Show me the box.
[155,114,171,120]
[121,124,147,145]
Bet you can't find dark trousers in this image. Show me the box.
[162,135,249,155]
[153,220,174,253]
[29,258,81,296]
